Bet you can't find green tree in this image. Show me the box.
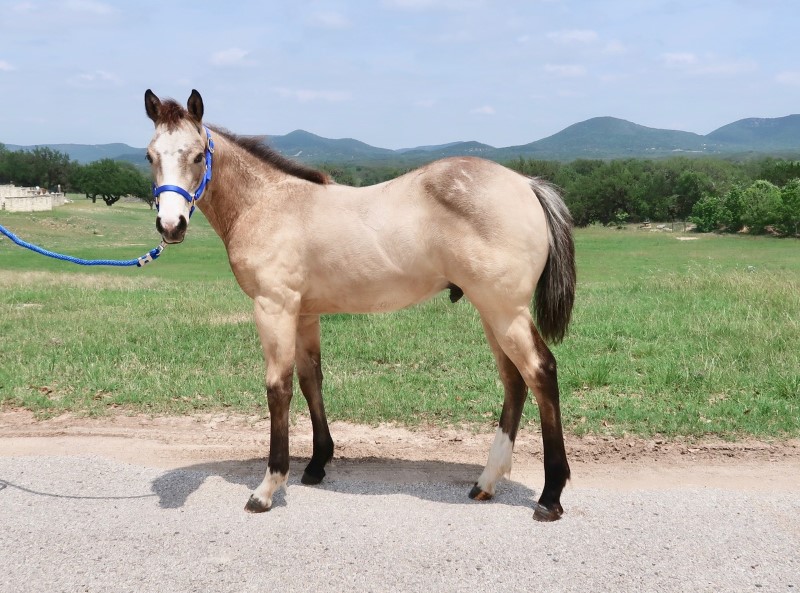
[0,146,74,189]
[674,170,715,219]
[718,184,746,232]
[754,158,800,187]
[0,150,33,185]
[741,180,782,234]
[72,159,151,206]
[506,158,563,182]
[29,146,72,191]
[689,195,723,232]
[779,179,800,236]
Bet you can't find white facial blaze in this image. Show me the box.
[150,127,204,228]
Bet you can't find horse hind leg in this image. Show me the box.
[469,318,527,501]
[525,326,571,521]
[295,315,334,485]
[473,307,570,521]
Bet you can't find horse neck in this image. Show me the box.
[196,133,272,245]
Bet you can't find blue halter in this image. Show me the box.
[152,125,215,218]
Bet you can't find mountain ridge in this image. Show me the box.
[5,114,799,164]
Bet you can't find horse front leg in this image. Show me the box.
[245,294,299,513]
[295,315,334,485]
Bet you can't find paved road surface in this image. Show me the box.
[1,418,798,593]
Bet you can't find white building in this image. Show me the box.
[0,184,65,212]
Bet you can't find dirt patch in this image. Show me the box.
[2,410,799,491]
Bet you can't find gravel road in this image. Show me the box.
[1,413,798,593]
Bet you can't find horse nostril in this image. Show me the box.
[156,215,188,243]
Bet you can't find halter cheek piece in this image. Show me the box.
[152,125,215,218]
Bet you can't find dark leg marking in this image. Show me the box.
[530,324,570,521]
[296,316,334,486]
[245,369,294,513]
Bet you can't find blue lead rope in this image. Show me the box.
[0,223,165,267]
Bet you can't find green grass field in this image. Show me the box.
[1,198,798,438]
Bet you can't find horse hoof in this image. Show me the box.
[468,484,493,501]
[244,495,271,513]
[533,502,563,522]
[301,469,325,485]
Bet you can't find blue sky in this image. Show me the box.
[1,0,799,149]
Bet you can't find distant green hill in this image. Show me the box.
[5,113,799,165]
[705,114,800,152]
[398,141,496,160]
[269,129,395,161]
[495,117,714,160]
[3,142,143,164]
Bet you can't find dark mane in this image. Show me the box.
[209,126,330,185]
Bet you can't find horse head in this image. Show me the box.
[144,89,213,244]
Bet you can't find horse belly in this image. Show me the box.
[301,272,445,315]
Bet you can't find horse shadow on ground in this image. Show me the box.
[151,456,539,511]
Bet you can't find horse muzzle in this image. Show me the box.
[156,214,188,244]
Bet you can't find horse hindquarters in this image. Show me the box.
[469,178,575,521]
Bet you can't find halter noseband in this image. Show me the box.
[152,125,215,218]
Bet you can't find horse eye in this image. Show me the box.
[193,152,204,164]
[145,153,153,164]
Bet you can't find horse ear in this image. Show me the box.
[187,89,204,122]
[144,89,161,124]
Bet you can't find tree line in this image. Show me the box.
[2,141,798,235]
[0,143,152,207]
[505,156,800,236]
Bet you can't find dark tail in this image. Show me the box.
[530,179,576,344]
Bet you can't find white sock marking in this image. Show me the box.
[252,469,288,508]
[476,428,514,495]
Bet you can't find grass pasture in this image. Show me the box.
[1,199,798,438]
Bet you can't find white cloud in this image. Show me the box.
[12,2,37,13]
[603,40,627,55]
[695,58,757,76]
[382,0,483,10]
[545,64,587,77]
[63,0,114,15]
[546,29,598,44]
[470,105,495,115]
[307,11,351,29]
[275,88,351,103]
[661,52,698,67]
[210,48,253,67]
[0,60,16,72]
[776,71,800,86]
[69,69,121,86]
[661,52,757,76]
